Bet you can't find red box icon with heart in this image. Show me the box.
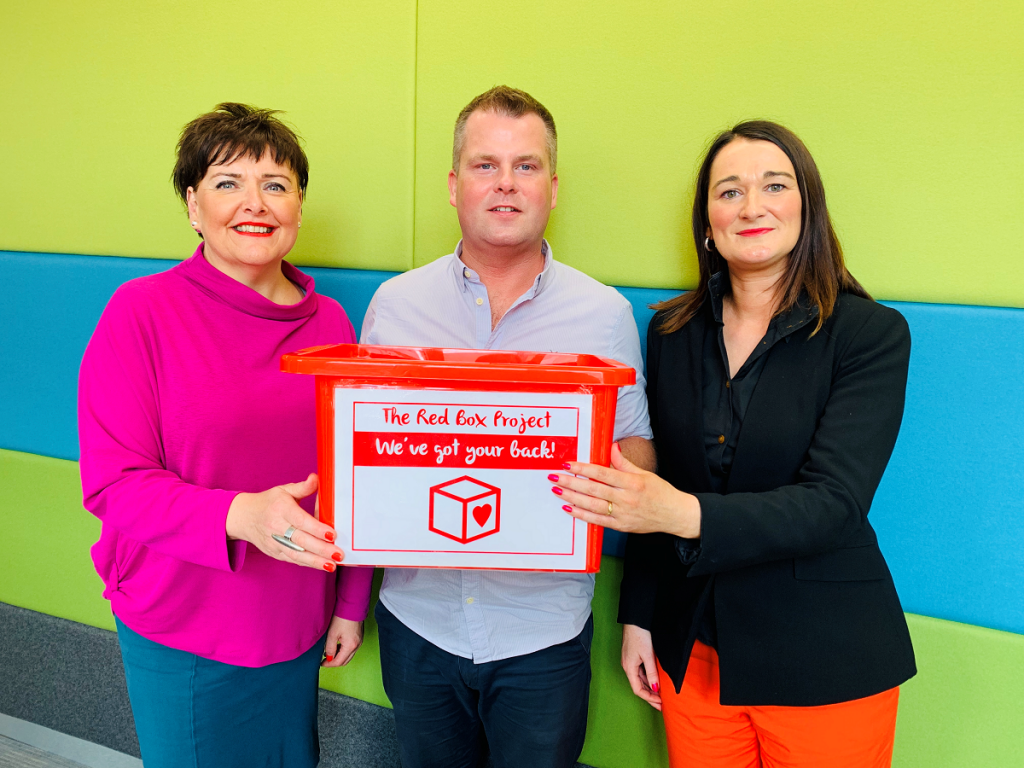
[429,476,501,544]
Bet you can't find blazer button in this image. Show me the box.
[718,435,725,444]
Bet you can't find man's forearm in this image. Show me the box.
[617,436,657,472]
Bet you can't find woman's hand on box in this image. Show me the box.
[321,616,364,667]
[226,473,345,571]
[551,443,702,538]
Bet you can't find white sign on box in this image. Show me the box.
[332,389,594,570]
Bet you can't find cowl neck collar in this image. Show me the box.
[177,243,317,321]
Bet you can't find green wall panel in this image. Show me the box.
[413,0,1024,307]
[0,0,416,272]
[4,1,1021,303]
[3,446,1022,766]
[583,555,670,767]
[0,449,113,631]
[317,568,391,709]
[894,615,1024,768]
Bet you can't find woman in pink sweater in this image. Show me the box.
[78,103,373,767]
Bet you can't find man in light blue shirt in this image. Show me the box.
[361,85,654,768]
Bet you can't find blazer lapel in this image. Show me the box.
[673,310,715,493]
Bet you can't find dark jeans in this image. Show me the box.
[376,602,593,768]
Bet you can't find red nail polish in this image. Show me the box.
[325,655,334,662]
[547,474,560,482]
[325,531,336,543]
[331,552,343,562]
[551,486,563,496]
[561,463,571,470]
[653,683,660,694]
[323,562,335,572]
[562,505,572,513]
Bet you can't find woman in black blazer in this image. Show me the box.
[551,121,916,767]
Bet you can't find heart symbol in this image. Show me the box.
[472,503,492,527]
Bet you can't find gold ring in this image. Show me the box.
[607,501,614,515]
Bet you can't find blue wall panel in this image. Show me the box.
[0,252,174,462]
[872,303,1024,635]
[2,251,1022,636]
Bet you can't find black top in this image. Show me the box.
[618,291,917,706]
[703,272,818,492]
[686,273,819,648]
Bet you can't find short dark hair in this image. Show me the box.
[172,102,309,204]
[453,86,557,173]
[655,120,869,335]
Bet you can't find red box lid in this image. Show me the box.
[281,344,636,387]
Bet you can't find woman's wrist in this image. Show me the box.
[665,490,701,540]
[225,491,257,540]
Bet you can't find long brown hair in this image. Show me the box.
[655,121,869,335]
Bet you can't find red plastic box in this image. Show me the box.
[281,344,635,572]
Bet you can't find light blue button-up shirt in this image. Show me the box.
[360,241,652,662]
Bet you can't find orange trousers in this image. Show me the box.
[657,641,899,768]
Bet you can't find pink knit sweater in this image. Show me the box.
[79,245,373,666]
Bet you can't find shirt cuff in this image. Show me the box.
[675,538,701,566]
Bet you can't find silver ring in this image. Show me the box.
[272,526,305,552]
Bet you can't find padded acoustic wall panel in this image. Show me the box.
[413,0,1024,307]
[0,253,175,462]
[872,303,1024,635]
[1,0,416,272]
[0,450,112,631]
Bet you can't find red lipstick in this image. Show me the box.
[231,221,277,237]
[737,228,773,237]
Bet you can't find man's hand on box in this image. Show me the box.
[225,473,345,572]
[321,617,364,667]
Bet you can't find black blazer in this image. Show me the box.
[618,293,917,706]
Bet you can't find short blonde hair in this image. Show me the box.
[452,86,557,173]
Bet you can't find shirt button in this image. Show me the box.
[464,269,470,277]
[465,597,475,604]
[476,298,484,306]
[718,435,725,444]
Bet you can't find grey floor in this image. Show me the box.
[0,735,87,768]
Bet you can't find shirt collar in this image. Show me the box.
[707,270,818,340]
[452,239,555,299]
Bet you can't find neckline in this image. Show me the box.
[177,243,317,321]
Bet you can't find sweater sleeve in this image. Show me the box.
[688,304,911,577]
[78,287,245,572]
[334,566,375,621]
